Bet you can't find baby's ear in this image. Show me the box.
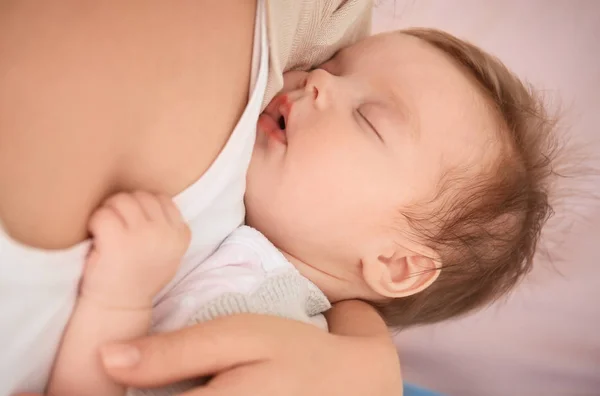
[361,248,441,299]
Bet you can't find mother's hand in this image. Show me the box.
[98,300,403,396]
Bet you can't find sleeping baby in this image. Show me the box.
[48,28,557,395]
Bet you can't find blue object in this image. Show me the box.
[403,382,446,396]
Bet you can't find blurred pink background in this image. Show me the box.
[372,1,600,395]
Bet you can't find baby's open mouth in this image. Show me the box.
[271,114,287,144]
[257,92,293,146]
[258,111,287,145]
[278,115,286,130]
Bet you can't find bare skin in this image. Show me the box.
[0,0,256,249]
[1,4,405,396]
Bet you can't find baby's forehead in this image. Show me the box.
[331,31,505,171]
[339,32,493,112]
[430,93,503,173]
[373,36,500,138]
[334,31,452,67]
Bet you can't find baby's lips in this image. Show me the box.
[264,89,305,121]
[257,113,287,145]
[278,98,292,121]
[264,93,287,120]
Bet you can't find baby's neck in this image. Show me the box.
[279,249,357,304]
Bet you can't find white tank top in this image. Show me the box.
[0,1,268,393]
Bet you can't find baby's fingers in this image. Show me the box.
[131,190,166,221]
[103,193,145,227]
[155,195,190,247]
[157,194,185,226]
[88,206,126,238]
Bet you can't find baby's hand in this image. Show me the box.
[82,192,191,309]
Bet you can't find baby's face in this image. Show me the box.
[246,32,497,298]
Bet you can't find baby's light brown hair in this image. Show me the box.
[375,28,558,327]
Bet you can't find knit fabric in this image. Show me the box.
[262,0,372,108]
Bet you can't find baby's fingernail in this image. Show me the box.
[101,344,141,368]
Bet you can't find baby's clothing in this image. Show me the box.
[0,1,268,393]
[151,226,330,332]
[129,226,330,396]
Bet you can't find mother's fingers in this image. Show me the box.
[178,365,266,396]
[101,315,299,388]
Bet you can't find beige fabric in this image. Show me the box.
[262,0,373,109]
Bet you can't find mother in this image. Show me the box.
[0,0,401,394]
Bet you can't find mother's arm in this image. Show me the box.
[19,299,403,396]
[94,300,402,396]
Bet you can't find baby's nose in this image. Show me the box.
[304,69,333,109]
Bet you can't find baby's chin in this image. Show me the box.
[242,201,274,241]
[243,184,288,244]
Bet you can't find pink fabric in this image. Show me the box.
[151,226,298,333]
[372,2,600,395]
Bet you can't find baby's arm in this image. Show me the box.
[47,192,190,396]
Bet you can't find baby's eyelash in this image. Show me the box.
[357,110,384,142]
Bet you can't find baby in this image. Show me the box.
[48,29,556,395]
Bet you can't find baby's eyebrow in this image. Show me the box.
[388,87,411,122]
